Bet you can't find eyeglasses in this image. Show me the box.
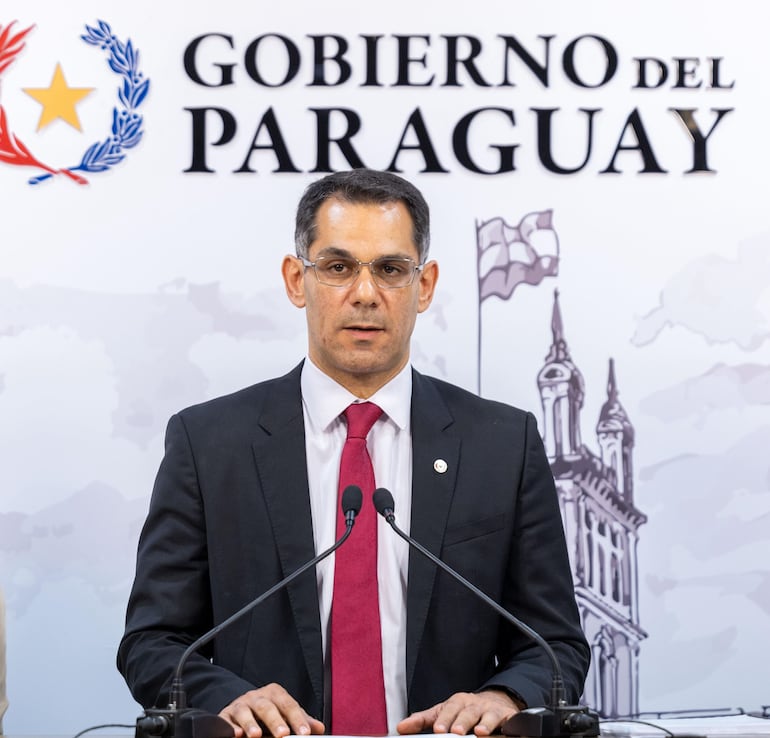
[300,255,424,289]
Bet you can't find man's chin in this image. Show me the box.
[331,352,404,380]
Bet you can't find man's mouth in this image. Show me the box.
[345,325,384,334]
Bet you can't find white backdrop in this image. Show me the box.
[1,1,768,733]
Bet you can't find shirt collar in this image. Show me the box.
[300,357,412,432]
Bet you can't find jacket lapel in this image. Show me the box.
[251,363,324,713]
[406,370,460,695]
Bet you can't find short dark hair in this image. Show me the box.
[294,169,430,261]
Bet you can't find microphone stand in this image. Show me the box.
[134,486,363,738]
[373,488,599,738]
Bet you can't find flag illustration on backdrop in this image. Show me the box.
[474,210,560,395]
[476,210,560,302]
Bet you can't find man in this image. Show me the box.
[118,169,589,736]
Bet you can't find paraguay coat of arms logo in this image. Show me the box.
[0,19,149,185]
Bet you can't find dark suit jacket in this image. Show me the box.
[118,363,589,720]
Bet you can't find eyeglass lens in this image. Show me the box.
[312,256,417,287]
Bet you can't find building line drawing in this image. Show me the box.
[537,290,647,717]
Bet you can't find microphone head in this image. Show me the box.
[372,487,395,516]
[341,485,363,516]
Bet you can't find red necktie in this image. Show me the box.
[330,402,388,736]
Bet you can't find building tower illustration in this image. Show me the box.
[537,291,647,717]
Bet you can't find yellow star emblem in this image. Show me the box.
[23,63,95,132]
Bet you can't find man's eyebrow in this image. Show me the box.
[313,246,417,260]
[314,246,353,258]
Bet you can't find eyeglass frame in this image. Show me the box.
[298,254,425,289]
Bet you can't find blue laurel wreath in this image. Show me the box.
[29,20,149,185]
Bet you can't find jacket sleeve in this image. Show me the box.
[480,412,590,708]
[117,413,257,713]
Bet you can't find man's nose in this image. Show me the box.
[350,263,380,301]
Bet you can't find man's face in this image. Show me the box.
[282,197,438,397]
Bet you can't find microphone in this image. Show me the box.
[135,485,364,738]
[372,487,599,738]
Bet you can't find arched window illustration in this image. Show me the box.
[592,627,618,717]
[611,553,621,602]
[585,510,594,589]
[598,546,606,597]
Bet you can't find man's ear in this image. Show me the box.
[417,259,439,313]
[282,255,306,308]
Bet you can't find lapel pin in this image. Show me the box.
[433,458,448,474]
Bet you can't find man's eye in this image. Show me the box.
[323,260,353,274]
[379,261,405,275]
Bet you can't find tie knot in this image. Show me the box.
[344,402,382,439]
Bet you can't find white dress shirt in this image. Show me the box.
[301,358,413,734]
